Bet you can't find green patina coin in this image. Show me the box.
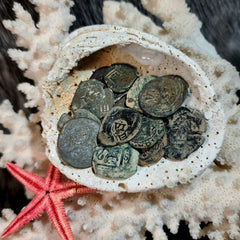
[57,118,100,168]
[164,107,207,160]
[71,79,114,118]
[90,66,109,82]
[98,106,142,146]
[129,116,165,149]
[139,134,167,166]
[126,75,156,112]
[73,108,101,125]
[92,144,139,179]
[139,75,189,117]
[57,113,72,131]
[104,63,138,93]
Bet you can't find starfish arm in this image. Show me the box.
[1,192,46,238]
[6,162,45,195]
[53,182,98,199]
[45,195,74,240]
[45,164,61,189]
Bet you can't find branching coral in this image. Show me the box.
[1,0,240,240]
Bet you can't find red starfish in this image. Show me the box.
[1,162,97,240]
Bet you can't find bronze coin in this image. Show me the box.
[57,118,100,168]
[90,66,109,82]
[126,75,156,112]
[57,113,72,131]
[92,144,139,179]
[98,106,142,146]
[129,116,165,149]
[104,63,138,93]
[73,108,101,125]
[71,79,114,118]
[139,134,167,166]
[139,75,189,117]
[164,107,207,160]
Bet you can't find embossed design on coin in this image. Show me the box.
[92,144,139,179]
[57,113,72,131]
[71,79,114,118]
[73,108,101,125]
[129,116,165,149]
[57,118,100,168]
[98,107,142,146]
[164,107,207,160]
[126,75,156,112]
[139,134,167,166]
[139,75,189,117]
[104,63,138,93]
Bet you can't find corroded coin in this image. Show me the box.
[164,107,207,160]
[57,118,100,168]
[139,75,189,117]
[98,107,142,146]
[104,63,138,93]
[139,134,167,166]
[129,116,165,149]
[126,75,156,112]
[71,79,114,118]
[73,108,101,125]
[90,66,109,82]
[57,113,72,131]
[92,144,139,179]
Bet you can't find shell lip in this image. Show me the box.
[42,25,225,193]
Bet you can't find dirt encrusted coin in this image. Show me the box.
[73,108,101,125]
[71,79,114,118]
[57,113,72,131]
[98,106,142,146]
[92,144,139,179]
[139,75,189,117]
[129,116,165,149]
[164,107,207,160]
[90,66,109,83]
[126,75,156,112]
[139,134,167,166]
[104,63,138,93]
[57,118,100,168]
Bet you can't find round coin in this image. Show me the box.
[71,79,114,118]
[73,108,101,125]
[57,118,100,168]
[129,116,165,149]
[90,66,109,83]
[57,113,72,131]
[92,144,139,179]
[139,75,189,117]
[164,107,207,160]
[98,107,142,146]
[126,75,156,112]
[104,63,138,93]
[139,134,167,166]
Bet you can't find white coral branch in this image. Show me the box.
[0,100,46,169]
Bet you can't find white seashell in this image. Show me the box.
[42,25,225,192]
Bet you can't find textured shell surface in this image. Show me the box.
[42,25,225,192]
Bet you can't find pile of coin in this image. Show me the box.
[57,63,207,180]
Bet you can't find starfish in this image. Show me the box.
[1,162,97,240]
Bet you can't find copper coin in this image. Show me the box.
[57,118,99,168]
[98,107,142,146]
[71,79,114,118]
[92,144,139,179]
[104,63,138,93]
[164,107,207,160]
[129,116,165,149]
[139,75,188,117]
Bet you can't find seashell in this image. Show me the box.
[42,25,225,192]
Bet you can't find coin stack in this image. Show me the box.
[57,63,207,180]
